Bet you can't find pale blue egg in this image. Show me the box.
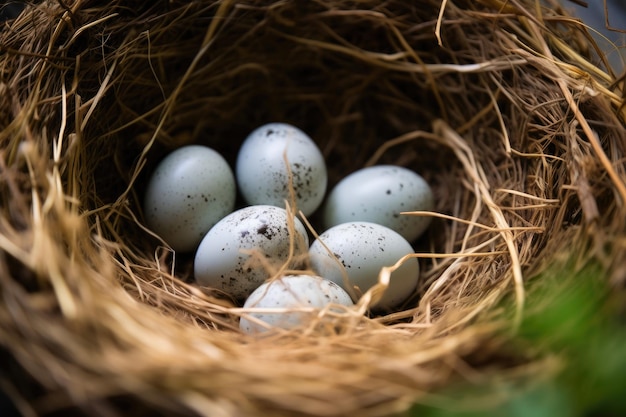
[236,123,327,217]
[239,274,353,334]
[194,205,309,300]
[323,165,434,242]
[143,145,236,252]
[309,221,419,310]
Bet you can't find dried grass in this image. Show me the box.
[1,0,625,416]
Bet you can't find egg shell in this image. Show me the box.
[194,205,310,300]
[309,221,419,310]
[323,165,434,242]
[236,123,327,217]
[143,145,236,252]
[239,274,354,334]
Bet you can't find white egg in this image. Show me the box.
[236,123,327,217]
[309,221,419,310]
[239,274,354,334]
[194,205,309,300]
[143,145,236,252]
[323,165,434,242]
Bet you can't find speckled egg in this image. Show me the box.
[322,165,434,242]
[143,145,236,252]
[239,274,354,334]
[236,123,327,217]
[194,205,310,300]
[309,221,419,311]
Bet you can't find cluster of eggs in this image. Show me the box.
[143,123,434,333]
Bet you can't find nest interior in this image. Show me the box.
[1,0,625,416]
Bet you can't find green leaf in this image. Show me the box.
[406,259,626,417]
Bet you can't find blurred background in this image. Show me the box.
[558,0,626,73]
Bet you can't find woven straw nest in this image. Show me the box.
[1,0,625,416]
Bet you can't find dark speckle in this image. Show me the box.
[334,252,349,268]
[386,189,391,195]
[257,224,274,240]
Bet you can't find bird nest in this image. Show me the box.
[1,0,625,416]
